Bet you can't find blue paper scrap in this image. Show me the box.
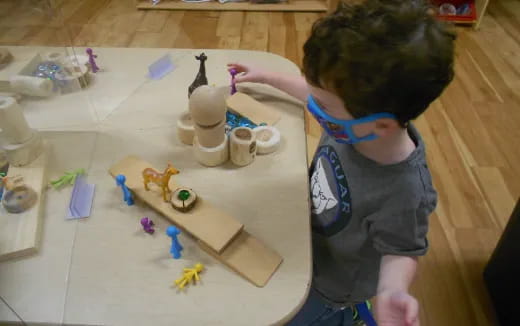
[67,175,95,219]
[148,54,175,80]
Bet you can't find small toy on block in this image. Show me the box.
[140,217,155,234]
[188,53,208,98]
[166,225,183,259]
[170,188,197,212]
[174,263,204,289]
[116,174,134,206]
[142,163,179,202]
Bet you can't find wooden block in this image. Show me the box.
[226,92,281,125]
[199,230,283,287]
[109,155,244,253]
[0,143,48,261]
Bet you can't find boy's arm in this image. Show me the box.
[262,72,309,102]
[375,255,420,326]
[228,63,309,102]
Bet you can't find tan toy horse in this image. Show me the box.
[142,163,180,202]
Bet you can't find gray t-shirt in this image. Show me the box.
[309,124,437,307]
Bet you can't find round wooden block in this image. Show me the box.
[0,48,13,69]
[193,134,229,167]
[55,62,90,90]
[2,185,37,213]
[193,118,226,148]
[177,111,195,145]
[44,51,64,63]
[230,127,257,167]
[189,85,227,127]
[170,188,197,212]
[254,126,281,155]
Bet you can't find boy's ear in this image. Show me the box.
[373,118,401,137]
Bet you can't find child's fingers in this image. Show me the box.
[227,63,248,73]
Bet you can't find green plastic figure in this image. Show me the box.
[50,168,86,190]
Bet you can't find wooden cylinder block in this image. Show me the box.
[254,126,281,155]
[194,119,226,148]
[0,48,13,69]
[177,111,195,145]
[189,85,227,126]
[0,96,32,144]
[193,134,229,167]
[230,127,257,167]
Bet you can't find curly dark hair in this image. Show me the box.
[303,0,456,126]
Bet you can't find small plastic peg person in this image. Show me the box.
[115,174,134,206]
[174,263,204,289]
[86,48,100,73]
[230,68,238,95]
[140,217,155,234]
[166,225,183,259]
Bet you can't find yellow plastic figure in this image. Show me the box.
[174,263,204,289]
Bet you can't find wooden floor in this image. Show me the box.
[1,0,519,325]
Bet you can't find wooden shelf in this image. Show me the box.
[136,0,329,12]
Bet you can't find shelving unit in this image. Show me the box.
[136,0,329,12]
[432,0,490,29]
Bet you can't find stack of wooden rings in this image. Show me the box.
[189,85,229,167]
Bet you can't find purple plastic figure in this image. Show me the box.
[86,48,100,73]
[166,225,183,259]
[115,174,134,206]
[230,68,238,95]
[140,217,155,234]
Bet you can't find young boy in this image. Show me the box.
[228,0,455,325]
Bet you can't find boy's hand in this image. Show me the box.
[227,63,268,84]
[375,290,420,326]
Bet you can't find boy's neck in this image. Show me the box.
[352,127,416,165]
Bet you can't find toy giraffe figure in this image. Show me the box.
[174,263,204,289]
[142,163,180,202]
[188,53,208,98]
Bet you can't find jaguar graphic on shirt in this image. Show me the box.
[310,145,353,237]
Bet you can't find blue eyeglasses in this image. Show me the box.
[306,95,397,144]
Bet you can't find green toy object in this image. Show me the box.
[50,168,86,189]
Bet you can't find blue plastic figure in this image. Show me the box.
[166,226,183,259]
[115,174,134,206]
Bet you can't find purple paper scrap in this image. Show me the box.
[67,175,95,219]
[148,54,175,80]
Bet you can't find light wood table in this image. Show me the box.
[0,46,311,326]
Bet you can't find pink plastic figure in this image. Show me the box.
[86,48,100,73]
[140,217,155,234]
